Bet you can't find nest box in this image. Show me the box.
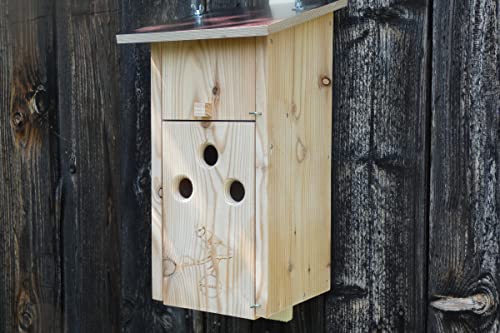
[117,0,347,321]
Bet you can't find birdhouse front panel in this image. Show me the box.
[162,121,256,319]
[161,39,256,121]
[117,0,347,322]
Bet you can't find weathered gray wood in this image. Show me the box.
[0,0,62,332]
[55,0,122,331]
[428,0,500,332]
[326,1,430,332]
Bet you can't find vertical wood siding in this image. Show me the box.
[0,1,62,332]
[428,0,499,332]
[327,1,430,331]
[0,0,498,332]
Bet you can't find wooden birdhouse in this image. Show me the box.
[117,0,346,321]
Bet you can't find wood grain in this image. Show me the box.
[326,1,430,332]
[162,121,256,319]
[151,43,164,302]
[0,0,62,332]
[55,0,121,330]
[161,38,256,121]
[255,13,333,318]
[428,0,500,331]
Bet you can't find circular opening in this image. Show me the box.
[203,144,219,167]
[225,179,245,204]
[178,177,193,199]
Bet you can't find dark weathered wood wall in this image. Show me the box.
[428,1,499,332]
[0,0,498,332]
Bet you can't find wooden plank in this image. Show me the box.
[428,0,499,331]
[255,13,333,318]
[151,43,163,302]
[0,1,62,332]
[55,0,121,331]
[162,121,256,319]
[116,1,347,44]
[161,38,256,121]
[325,1,430,332]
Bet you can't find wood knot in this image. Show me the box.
[291,103,301,120]
[296,138,307,163]
[212,85,219,96]
[17,290,35,331]
[19,308,33,331]
[11,110,27,132]
[163,258,177,277]
[10,74,46,151]
[321,75,332,87]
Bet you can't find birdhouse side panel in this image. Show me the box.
[255,13,333,318]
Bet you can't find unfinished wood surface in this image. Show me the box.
[267,307,293,322]
[151,43,163,301]
[255,13,333,318]
[161,39,256,121]
[116,1,347,44]
[162,121,256,319]
[326,1,430,332]
[428,0,499,331]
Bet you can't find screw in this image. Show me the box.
[191,3,205,17]
[293,0,304,11]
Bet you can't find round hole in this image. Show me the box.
[178,177,193,199]
[225,179,245,204]
[203,144,219,167]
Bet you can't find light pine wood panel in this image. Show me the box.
[162,121,256,319]
[151,44,163,301]
[161,39,256,120]
[255,13,333,318]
